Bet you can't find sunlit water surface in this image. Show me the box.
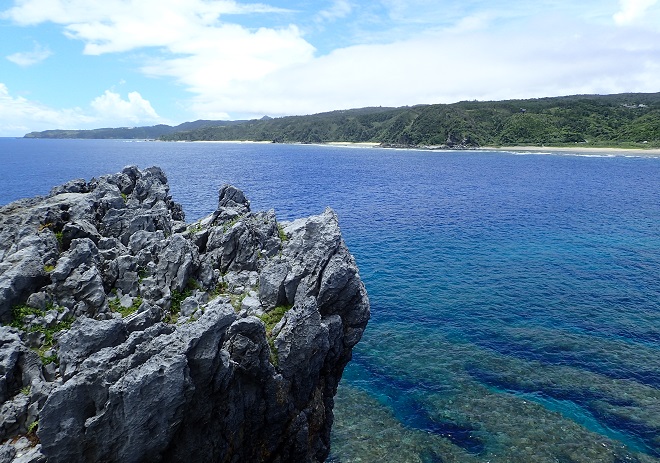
[1,139,659,462]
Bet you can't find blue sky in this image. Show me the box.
[1,0,659,136]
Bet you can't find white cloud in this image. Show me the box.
[316,0,353,23]
[90,90,160,124]
[1,0,289,26]
[1,0,295,54]
[140,24,314,92]
[0,83,92,136]
[614,0,659,25]
[2,0,660,129]
[0,84,163,136]
[1,0,316,110]
[182,16,660,119]
[6,43,52,66]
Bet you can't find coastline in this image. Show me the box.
[325,142,660,157]
[479,145,660,157]
[185,140,382,148]
[183,140,274,144]
[324,142,382,148]
[165,139,660,156]
[324,142,660,156]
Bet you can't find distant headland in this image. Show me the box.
[23,92,660,150]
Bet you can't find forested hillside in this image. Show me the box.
[161,93,660,148]
[23,120,245,139]
[23,93,660,148]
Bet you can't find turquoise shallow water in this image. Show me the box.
[1,139,659,462]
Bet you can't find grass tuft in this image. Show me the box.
[27,420,38,435]
[10,304,73,365]
[188,222,203,234]
[277,224,288,242]
[164,289,192,323]
[258,304,293,366]
[109,296,143,318]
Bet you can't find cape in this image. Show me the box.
[0,166,370,462]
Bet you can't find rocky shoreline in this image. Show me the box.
[0,166,369,462]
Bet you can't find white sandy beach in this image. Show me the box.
[330,142,660,157]
[173,139,660,156]
[325,142,382,148]
[187,140,274,144]
[480,145,660,157]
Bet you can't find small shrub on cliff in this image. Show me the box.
[54,231,64,248]
[258,304,292,366]
[222,215,244,232]
[258,305,291,334]
[9,304,45,329]
[27,421,38,435]
[229,293,247,311]
[10,303,72,365]
[108,297,120,312]
[109,296,143,317]
[40,353,59,365]
[210,280,228,299]
[26,420,40,445]
[188,222,203,234]
[165,289,191,323]
[40,319,73,348]
[277,224,288,242]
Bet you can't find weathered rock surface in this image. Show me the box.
[0,167,369,462]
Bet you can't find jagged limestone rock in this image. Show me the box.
[0,166,370,462]
[0,328,22,404]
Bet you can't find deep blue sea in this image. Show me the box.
[1,138,659,463]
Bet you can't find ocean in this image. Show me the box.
[1,138,659,462]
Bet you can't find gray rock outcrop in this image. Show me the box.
[0,167,369,462]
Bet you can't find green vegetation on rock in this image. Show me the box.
[9,303,73,364]
[27,421,39,435]
[258,304,293,366]
[109,296,143,317]
[165,288,192,323]
[258,305,292,334]
[277,224,288,242]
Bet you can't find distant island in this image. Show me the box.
[24,93,660,149]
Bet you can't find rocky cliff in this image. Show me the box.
[0,166,370,463]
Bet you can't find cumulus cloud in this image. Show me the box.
[0,83,92,136]
[1,0,297,54]
[6,42,52,66]
[90,90,160,124]
[0,84,163,136]
[176,16,660,119]
[140,24,314,92]
[2,0,660,127]
[614,0,659,25]
[2,0,315,112]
